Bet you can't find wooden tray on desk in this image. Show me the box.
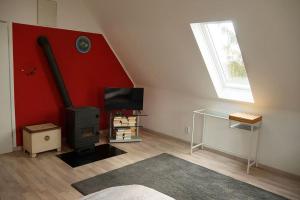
[229,112,262,124]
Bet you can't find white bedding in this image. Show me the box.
[80,185,175,200]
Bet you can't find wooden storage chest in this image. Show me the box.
[23,123,61,157]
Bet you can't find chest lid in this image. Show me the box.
[24,123,60,133]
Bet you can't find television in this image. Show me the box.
[104,88,144,111]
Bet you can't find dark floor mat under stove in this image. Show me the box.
[57,144,126,168]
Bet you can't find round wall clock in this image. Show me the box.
[76,36,91,53]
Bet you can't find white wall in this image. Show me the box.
[0,21,13,154]
[56,0,102,33]
[85,0,300,176]
[141,85,300,176]
[0,0,102,33]
[85,0,300,111]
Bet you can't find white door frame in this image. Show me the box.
[1,20,16,149]
[8,21,17,148]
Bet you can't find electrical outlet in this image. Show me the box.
[185,126,190,134]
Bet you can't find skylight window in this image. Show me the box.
[191,21,254,103]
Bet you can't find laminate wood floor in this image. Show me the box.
[0,130,299,200]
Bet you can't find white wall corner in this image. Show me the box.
[80,0,135,86]
[8,22,17,147]
[102,34,136,86]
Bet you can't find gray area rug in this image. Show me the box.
[72,153,287,200]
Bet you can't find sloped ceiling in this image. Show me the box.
[83,0,300,110]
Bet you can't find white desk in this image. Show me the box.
[190,109,262,174]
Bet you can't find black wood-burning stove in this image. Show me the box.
[38,36,100,152]
[66,107,99,150]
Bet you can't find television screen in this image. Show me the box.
[104,88,144,110]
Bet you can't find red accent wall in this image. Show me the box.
[13,23,133,146]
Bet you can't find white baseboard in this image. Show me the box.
[13,146,23,151]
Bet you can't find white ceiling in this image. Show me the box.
[84,0,300,110]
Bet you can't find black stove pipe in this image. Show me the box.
[37,36,73,108]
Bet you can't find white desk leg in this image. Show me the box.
[255,126,260,167]
[247,125,254,174]
[201,115,205,150]
[190,113,195,155]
